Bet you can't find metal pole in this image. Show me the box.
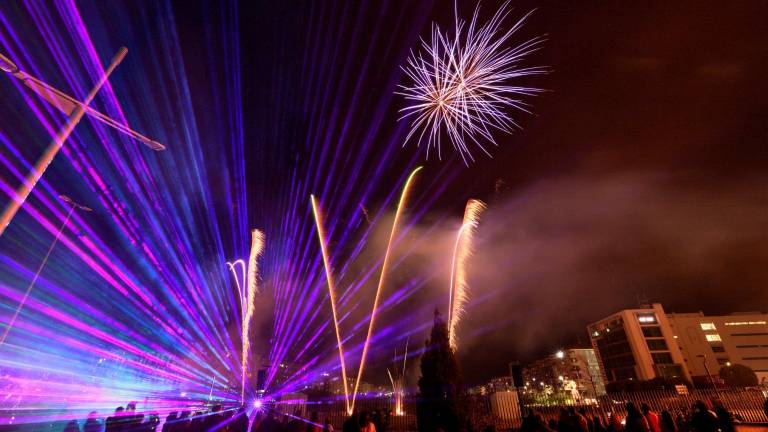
[0,196,90,345]
[0,48,127,237]
[702,355,721,399]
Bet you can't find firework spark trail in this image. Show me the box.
[448,199,486,349]
[310,194,351,415]
[387,337,409,416]
[242,230,264,403]
[397,1,547,164]
[226,230,265,404]
[351,166,422,412]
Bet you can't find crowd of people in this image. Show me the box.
[58,402,386,432]
[519,400,740,432]
[48,397,762,432]
[61,402,250,432]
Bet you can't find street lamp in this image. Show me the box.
[0,195,92,345]
[0,48,165,237]
[0,52,19,73]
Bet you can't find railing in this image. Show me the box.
[519,388,768,425]
[296,388,768,431]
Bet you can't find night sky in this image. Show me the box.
[228,0,768,382]
[0,0,765,392]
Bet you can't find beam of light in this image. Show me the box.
[310,194,351,415]
[0,201,79,346]
[351,166,422,412]
[0,1,250,420]
[242,229,264,404]
[448,199,486,350]
[0,48,126,237]
[397,1,547,164]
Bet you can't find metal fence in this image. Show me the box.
[295,388,768,432]
[519,388,768,426]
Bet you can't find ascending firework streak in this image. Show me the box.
[397,1,547,163]
[310,195,351,415]
[310,166,423,415]
[387,338,409,416]
[448,199,486,349]
[352,166,423,411]
[226,229,265,404]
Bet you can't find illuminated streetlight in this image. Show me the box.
[0,48,164,237]
[556,350,565,359]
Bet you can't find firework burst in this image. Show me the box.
[398,1,547,164]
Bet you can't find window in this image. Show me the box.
[652,352,674,364]
[642,326,663,337]
[655,364,683,378]
[711,346,725,353]
[700,323,717,331]
[705,334,722,342]
[736,345,759,348]
[646,339,669,351]
[637,314,657,324]
[724,321,766,326]
[732,333,768,336]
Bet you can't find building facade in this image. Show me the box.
[523,348,606,398]
[587,303,690,384]
[666,311,768,383]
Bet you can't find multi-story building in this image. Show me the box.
[468,376,514,396]
[588,303,689,384]
[666,311,768,383]
[523,348,606,398]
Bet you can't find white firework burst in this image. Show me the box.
[397,1,547,164]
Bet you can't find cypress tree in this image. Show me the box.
[417,309,464,432]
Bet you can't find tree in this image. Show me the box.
[719,364,758,387]
[417,310,464,432]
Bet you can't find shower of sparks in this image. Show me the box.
[351,166,422,411]
[448,199,486,350]
[243,230,264,401]
[226,229,264,404]
[387,338,409,416]
[310,194,351,415]
[397,1,547,164]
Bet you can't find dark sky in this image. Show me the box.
[174,0,768,383]
[0,0,764,389]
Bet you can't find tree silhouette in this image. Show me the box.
[719,364,758,387]
[417,310,464,432]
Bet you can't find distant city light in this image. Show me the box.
[556,350,565,359]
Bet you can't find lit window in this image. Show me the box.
[637,314,657,324]
[705,334,722,342]
[700,323,717,331]
[724,321,767,326]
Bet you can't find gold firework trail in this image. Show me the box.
[448,199,486,349]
